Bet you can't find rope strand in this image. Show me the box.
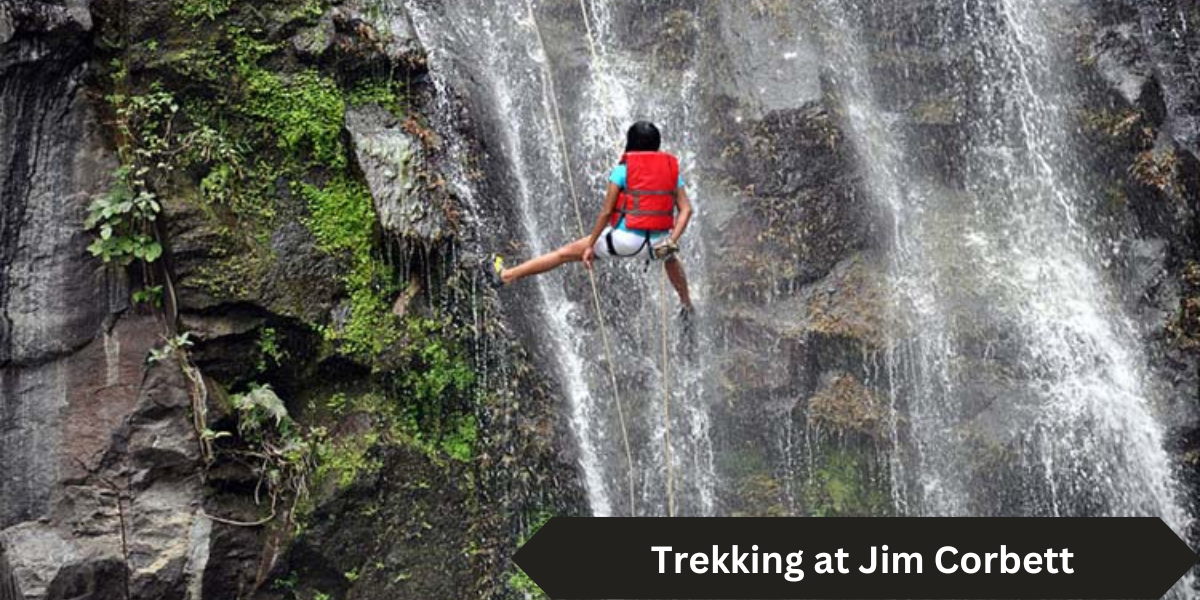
[529,0,678,517]
[575,0,678,518]
[528,0,637,517]
[660,263,676,517]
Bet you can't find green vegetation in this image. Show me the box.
[85,165,164,265]
[99,2,411,358]
[87,72,178,273]
[257,327,286,373]
[90,2,529,594]
[803,449,890,517]
[230,386,318,513]
[241,68,347,168]
[174,0,232,21]
[347,77,407,116]
[310,316,479,475]
[315,427,382,489]
[302,175,402,357]
[132,284,164,308]
[148,332,195,364]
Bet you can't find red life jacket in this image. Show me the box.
[611,151,679,232]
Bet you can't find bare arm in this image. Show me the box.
[587,183,621,248]
[581,183,620,268]
[671,186,693,245]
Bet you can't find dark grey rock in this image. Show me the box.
[1091,23,1155,107]
[329,0,426,71]
[292,13,336,61]
[346,103,450,244]
[0,4,13,46]
[1135,0,1200,154]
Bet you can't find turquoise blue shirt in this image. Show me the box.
[609,165,685,233]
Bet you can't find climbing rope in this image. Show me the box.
[527,0,637,517]
[660,262,676,517]
[528,0,679,517]
[576,0,678,518]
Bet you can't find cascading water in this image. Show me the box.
[814,0,1194,560]
[575,0,718,517]
[401,0,718,517]
[399,0,1193,572]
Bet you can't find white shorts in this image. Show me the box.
[593,226,670,261]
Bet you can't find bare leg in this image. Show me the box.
[664,257,692,308]
[501,237,592,284]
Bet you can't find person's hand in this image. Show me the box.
[653,239,680,260]
[583,247,595,270]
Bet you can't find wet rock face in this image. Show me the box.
[712,104,872,301]
[1,0,113,525]
[272,446,476,600]
[346,103,452,245]
[0,0,109,369]
[1132,0,1200,153]
[0,3,210,599]
[1083,0,1200,420]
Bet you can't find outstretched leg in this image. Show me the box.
[664,257,692,308]
[501,236,592,285]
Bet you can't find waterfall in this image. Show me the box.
[399,0,1193,558]
[814,0,1194,549]
[402,0,718,517]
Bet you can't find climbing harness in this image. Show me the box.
[529,0,679,517]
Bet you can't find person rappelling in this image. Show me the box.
[486,121,695,318]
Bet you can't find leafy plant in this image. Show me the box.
[256,327,285,373]
[149,332,195,364]
[132,284,164,307]
[228,385,316,521]
[89,74,180,279]
[86,166,164,265]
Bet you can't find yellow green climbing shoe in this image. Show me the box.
[485,254,506,288]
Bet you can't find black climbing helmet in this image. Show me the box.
[625,121,662,152]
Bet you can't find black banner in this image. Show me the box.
[512,517,1198,599]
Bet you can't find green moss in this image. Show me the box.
[440,418,477,463]
[803,448,890,517]
[301,175,375,255]
[241,68,347,168]
[189,242,269,300]
[403,317,476,403]
[310,353,477,473]
[716,443,789,516]
[314,430,384,490]
[347,77,407,117]
[131,12,409,360]
[174,0,232,21]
